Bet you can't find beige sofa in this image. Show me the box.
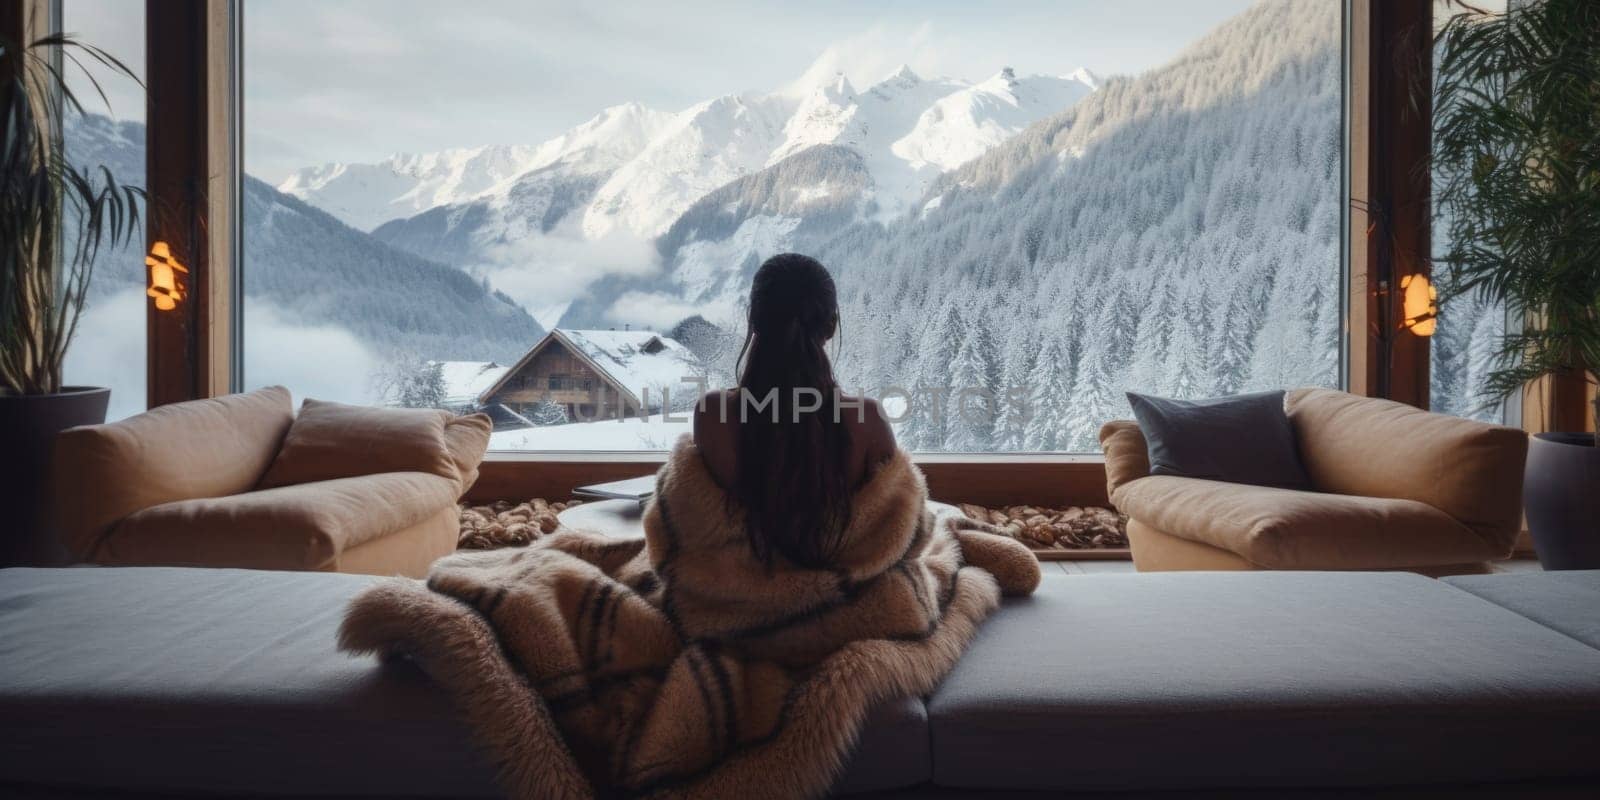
[1099,388,1528,575]
[52,386,489,577]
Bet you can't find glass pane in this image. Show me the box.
[60,0,147,421]
[1428,0,1508,423]
[243,0,1343,451]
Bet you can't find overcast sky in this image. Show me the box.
[65,0,1261,183]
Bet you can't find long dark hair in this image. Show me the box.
[734,253,853,568]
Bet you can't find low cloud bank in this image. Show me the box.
[63,288,147,421]
[480,222,661,327]
[243,301,383,406]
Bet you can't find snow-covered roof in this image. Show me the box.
[556,329,701,405]
[430,360,508,407]
[480,329,701,408]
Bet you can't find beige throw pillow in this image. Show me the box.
[259,399,458,489]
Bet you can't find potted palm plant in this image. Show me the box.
[1,33,143,566]
[1430,0,1600,569]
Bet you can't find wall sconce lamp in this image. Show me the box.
[1399,273,1436,337]
[145,241,188,311]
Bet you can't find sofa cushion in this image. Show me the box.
[927,571,1600,791]
[1111,474,1502,569]
[443,413,493,491]
[1098,419,1151,496]
[1125,518,1257,571]
[1286,388,1528,551]
[52,386,294,560]
[1126,391,1310,490]
[1444,570,1600,651]
[260,399,460,489]
[104,472,461,570]
[0,567,928,797]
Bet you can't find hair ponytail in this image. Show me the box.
[734,254,852,568]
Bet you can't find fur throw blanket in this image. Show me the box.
[339,436,1040,799]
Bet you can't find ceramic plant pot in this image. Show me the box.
[0,386,110,566]
[1523,432,1600,570]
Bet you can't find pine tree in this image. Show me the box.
[1210,267,1268,394]
[904,305,966,450]
[944,325,995,452]
[1064,286,1139,449]
[1127,279,1176,393]
[1023,337,1075,451]
[1167,284,1211,397]
[381,357,446,409]
[991,339,1037,451]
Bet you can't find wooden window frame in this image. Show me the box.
[1347,0,1432,407]
[144,0,237,407]
[136,1,1439,508]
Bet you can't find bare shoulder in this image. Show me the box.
[692,390,736,438]
[843,395,897,462]
[692,390,740,486]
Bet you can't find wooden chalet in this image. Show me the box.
[478,329,700,422]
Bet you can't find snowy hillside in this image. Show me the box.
[322,58,1095,327]
[811,0,1346,451]
[243,175,542,364]
[66,113,543,373]
[561,144,874,327]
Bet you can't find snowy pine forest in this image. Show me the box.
[811,0,1346,451]
[63,0,1504,445]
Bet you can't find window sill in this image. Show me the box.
[483,450,1106,463]
[471,451,1109,507]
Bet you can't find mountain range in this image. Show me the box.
[282,61,1098,329]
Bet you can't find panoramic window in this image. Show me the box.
[59,0,147,421]
[241,0,1343,452]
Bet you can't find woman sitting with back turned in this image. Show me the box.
[692,252,897,568]
[341,253,1039,800]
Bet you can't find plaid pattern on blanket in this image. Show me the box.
[339,436,1039,799]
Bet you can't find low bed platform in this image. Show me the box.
[3,567,1598,797]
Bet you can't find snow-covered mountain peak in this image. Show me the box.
[883,63,921,85]
[822,72,857,102]
[279,143,542,232]
[1064,67,1100,90]
[579,90,793,239]
[522,102,673,172]
[891,69,1095,173]
[281,103,674,231]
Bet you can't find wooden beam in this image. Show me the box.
[1522,370,1597,434]
[2,1,52,64]
[1353,0,1433,407]
[145,0,237,406]
[204,0,238,397]
[145,0,211,407]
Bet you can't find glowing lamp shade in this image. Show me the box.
[145,241,189,312]
[1399,273,1437,337]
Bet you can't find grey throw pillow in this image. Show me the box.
[1125,391,1312,490]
